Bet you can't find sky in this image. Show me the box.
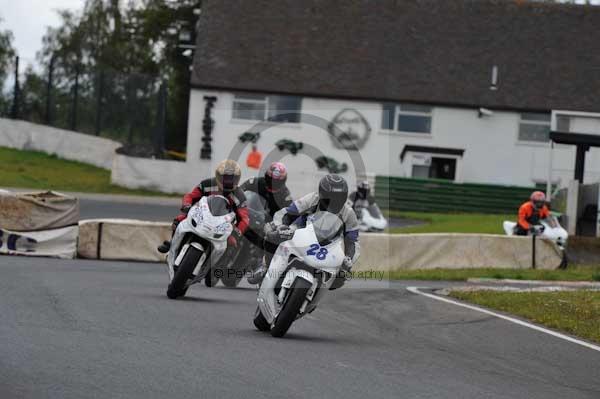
[0,0,85,66]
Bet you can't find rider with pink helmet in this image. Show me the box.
[240,161,292,217]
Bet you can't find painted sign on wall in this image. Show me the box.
[327,109,371,150]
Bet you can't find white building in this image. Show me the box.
[116,0,600,198]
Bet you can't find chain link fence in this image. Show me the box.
[1,56,170,159]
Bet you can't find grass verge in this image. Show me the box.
[0,146,177,196]
[386,211,513,234]
[448,290,600,344]
[384,266,600,282]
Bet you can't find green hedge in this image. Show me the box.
[376,176,534,213]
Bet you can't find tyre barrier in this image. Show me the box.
[0,190,79,259]
[78,219,171,262]
[75,219,563,270]
[0,225,78,259]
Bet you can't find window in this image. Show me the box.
[382,103,432,134]
[518,113,550,142]
[411,158,456,180]
[232,94,302,123]
[556,115,570,132]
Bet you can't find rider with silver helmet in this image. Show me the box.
[259,174,360,287]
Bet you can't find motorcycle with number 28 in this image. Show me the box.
[253,211,347,337]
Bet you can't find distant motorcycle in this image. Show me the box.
[357,204,388,232]
[253,211,346,337]
[165,195,235,299]
[503,214,568,267]
[219,190,270,287]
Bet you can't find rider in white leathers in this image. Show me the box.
[258,174,360,286]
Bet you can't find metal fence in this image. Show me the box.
[2,56,168,159]
[376,175,536,213]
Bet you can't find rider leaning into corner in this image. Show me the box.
[239,162,293,218]
[157,160,250,254]
[253,174,360,287]
[240,162,294,283]
[515,191,554,236]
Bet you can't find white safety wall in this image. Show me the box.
[0,118,120,170]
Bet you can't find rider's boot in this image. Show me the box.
[248,258,268,285]
[157,240,171,254]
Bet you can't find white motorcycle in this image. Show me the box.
[503,214,569,268]
[357,204,388,232]
[503,215,568,250]
[253,211,346,337]
[165,195,235,299]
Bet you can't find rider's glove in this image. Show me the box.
[181,204,192,213]
[228,227,242,247]
[277,224,296,241]
[264,221,277,235]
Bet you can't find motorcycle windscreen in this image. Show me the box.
[207,195,232,216]
[244,191,267,213]
[310,211,344,245]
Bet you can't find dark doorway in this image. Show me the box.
[429,157,456,180]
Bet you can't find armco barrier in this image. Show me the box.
[78,219,171,262]
[77,219,563,270]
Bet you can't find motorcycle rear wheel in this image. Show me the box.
[270,278,311,338]
[167,246,203,299]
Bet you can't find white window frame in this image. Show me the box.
[381,103,433,135]
[232,95,269,121]
[517,113,551,143]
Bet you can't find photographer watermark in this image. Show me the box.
[213,267,387,283]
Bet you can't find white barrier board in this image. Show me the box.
[0,225,78,259]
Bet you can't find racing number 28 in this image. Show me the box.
[306,243,328,260]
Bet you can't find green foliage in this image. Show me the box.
[449,290,600,343]
[12,1,200,151]
[0,18,16,115]
[0,18,15,84]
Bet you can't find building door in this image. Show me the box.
[429,157,456,180]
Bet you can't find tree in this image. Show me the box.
[34,0,200,151]
[0,18,16,117]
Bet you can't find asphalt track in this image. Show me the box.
[78,197,421,228]
[1,256,599,399]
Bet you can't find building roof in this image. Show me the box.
[192,0,600,113]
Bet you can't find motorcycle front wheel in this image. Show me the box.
[270,278,311,338]
[253,306,270,331]
[167,246,203,299]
